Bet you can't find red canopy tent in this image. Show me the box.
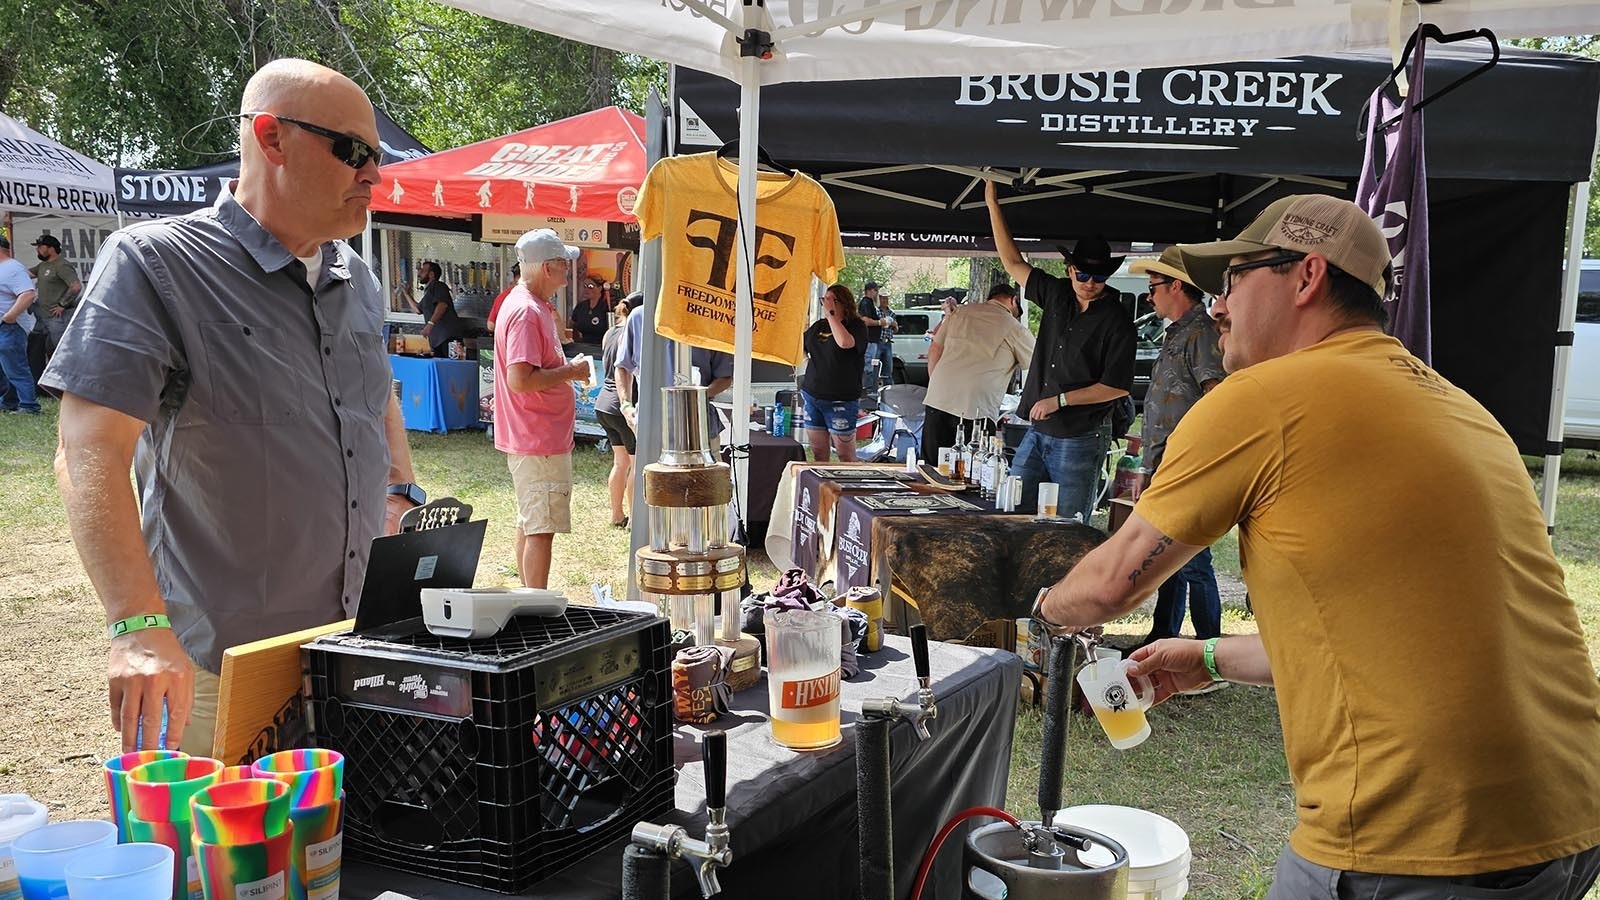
[371,106,646,223]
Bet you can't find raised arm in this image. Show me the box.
[985,179,1034,287]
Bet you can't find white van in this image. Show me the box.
[1565,261,1600,448]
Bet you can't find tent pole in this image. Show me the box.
[729,0,763,529]
[1543,177,1588,537]
[629,88,671,599]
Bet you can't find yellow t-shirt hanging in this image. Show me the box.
[635,153,845,366]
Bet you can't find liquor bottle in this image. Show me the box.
[975,438,994,500]
[990,436,1008,498]
[952,423,968,483]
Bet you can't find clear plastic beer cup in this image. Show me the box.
[1075,658,1157,750]
[766,610,843,750]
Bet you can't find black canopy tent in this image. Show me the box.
[674,46,1600,527]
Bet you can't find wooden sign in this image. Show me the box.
[213,619,353,765]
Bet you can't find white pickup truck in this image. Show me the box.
[1565,260,1600,449]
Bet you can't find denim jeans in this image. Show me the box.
[1008,423,1110,523]
[862,341,893,393]
[1149,546,1222,639]
[0,322,39,412]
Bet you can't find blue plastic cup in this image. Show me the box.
[64,842,174,900]
[11,820,118,900]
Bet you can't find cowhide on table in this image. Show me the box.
[873,515,1105,642]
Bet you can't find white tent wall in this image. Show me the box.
[436,0,1600,531]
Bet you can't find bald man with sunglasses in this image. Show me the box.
[43,60,420,756]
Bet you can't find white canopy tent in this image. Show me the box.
[0,112,116,216]
[432,0,1600,534]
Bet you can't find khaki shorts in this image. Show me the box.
[179,667,221,756]
[508,452,573,535]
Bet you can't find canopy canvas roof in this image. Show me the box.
[0,112,115,215]
[369,106,647,223]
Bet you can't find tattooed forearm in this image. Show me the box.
[1127,536,1175,584]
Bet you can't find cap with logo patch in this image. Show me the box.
[1175,194,1390,299]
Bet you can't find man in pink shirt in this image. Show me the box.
[494,229,590,588]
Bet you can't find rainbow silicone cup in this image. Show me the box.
[194,827,294,900]
[104,750,187,843]
[127,756,223,900]
[189,779,291,846]
[251,750,344,809]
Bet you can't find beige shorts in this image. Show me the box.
[508,452,573,535]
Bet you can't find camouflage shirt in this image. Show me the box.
[1141,304,1226,473]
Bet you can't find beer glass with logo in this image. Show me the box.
[766,610,842,750]
[1075,658,1156,749]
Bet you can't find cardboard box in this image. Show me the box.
[950,617,1018,652]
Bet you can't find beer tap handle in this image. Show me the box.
[704,730,727,812]
[910,624,930,684]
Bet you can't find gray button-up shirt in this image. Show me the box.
[42,186,391,672]
[1140,303,1226,475]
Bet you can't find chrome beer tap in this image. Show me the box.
[627,730,733,898]
[859,624,938,738]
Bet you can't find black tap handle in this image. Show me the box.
[704,730,727,810]
[909,625,931,681]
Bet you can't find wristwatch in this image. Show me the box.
[1030,586,1073,636]
[387,482,427,506]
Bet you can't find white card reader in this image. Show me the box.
[419,587,569,639]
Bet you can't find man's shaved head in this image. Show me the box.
[233,58,381,252]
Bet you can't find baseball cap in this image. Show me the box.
[1175,195,1390,299]
[1128,246,1196,287]
[986,283,1017,300]
[515,228,581,264]
[33,235,61,251]
[0,235,10,251]
[863,280,880,291]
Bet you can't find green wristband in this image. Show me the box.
[1202,637,1224,682]
[109,614,171,640]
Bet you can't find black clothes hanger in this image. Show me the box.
[1358,24,1500,139]
[716,138,796,176]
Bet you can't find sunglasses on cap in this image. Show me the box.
[242,113,384,170]
[1072,270,1109,284]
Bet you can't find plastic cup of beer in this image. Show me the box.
[765,610,843,751]
[1075,658,1156,750]
[1037,482,1060,518]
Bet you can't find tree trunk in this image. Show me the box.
[968,257,1006,300]
[586,46,615,110]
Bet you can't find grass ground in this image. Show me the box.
[2,400,1597,899]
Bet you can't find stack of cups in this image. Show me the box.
[63,841,175,900]
[9,819,118,900]
[126,757,224,900]
[103,750,187,843]
[252,750,345,900]
[189,780,293,900]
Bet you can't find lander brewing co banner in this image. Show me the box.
[0,114,116,214]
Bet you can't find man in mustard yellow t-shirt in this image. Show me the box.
[1033,195,1600,899]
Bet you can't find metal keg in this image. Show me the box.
[963,822,1128,900]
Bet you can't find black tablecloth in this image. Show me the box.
[345,638,1021,900]
[725,430,807,539]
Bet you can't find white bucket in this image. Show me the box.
[1054,805,1191,898]
[0,795,49,899]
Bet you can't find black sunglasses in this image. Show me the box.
[243,113,384,170]
[1221,252,1305,297]
[1147,277,1174,290]
[1072,270,1109,284]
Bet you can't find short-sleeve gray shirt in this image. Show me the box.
[1141,303,1226,474]
[41,186,392,672]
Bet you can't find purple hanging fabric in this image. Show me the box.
[1357,30,1432,365]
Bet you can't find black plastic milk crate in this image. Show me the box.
[303,606,674,893]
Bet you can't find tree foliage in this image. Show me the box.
[837,253,894,296]
[0,0,666,167]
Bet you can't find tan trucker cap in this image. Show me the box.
[1175,195,1391,300]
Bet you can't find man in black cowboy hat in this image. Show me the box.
[985,179,1136,522]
